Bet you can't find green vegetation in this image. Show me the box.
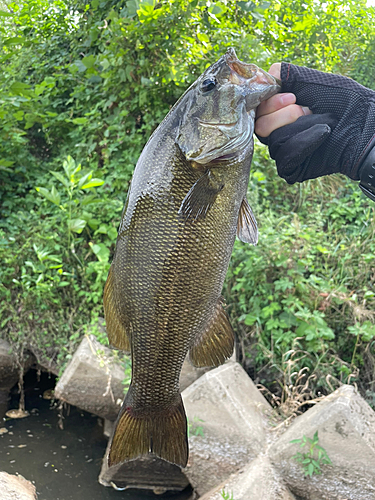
[220,490,236,500]
[291,431,332,477]
[1,0,375,409]
[187,417,205,437]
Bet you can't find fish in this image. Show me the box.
[103,47,280,469]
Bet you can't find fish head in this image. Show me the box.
[177,48,280,165]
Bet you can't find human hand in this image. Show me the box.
[255,63,312,138]
[255,62,375,184]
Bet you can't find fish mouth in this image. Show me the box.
[199,120,237,129]
[225,47,280,93]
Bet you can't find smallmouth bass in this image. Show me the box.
[104,48,280,468]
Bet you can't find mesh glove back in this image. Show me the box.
[261,63,375,184]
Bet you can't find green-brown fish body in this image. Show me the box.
[104,48,280,468]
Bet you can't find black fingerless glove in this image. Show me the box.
[258,63,375,190]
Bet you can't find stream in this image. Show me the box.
[0,369,193,500]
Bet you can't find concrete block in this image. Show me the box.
[0,472,37,500]
[180,345,236,392]
[0,339,19,389]
[200,455,296,500]
[182,361,271,496]
[180,358,211,392]
[103,418,114,439]
[54,335,127,420]
[270,384,375,500]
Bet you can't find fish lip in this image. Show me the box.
[225,48,257,80]
[224,47,280,91]
[199,120,237,128]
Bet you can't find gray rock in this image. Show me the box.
[270,384,375,500]
[0,471,37,500]
[182,361,272,496]
[0,340,23,419]
[0,339,19,390]
[103,418,114,439]
[179,358,211,392]
[199,455,296,500]
[179,345,236,392]
[54,335,127,420]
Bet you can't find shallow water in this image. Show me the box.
[0,370,192,500]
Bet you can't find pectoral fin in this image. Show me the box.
[237,197,258,245]
[103,266,131,352]
[189,298,234,368]
[178,171,224,221]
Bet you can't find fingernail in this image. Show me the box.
[280,94,295,106]
[301,106,312,115]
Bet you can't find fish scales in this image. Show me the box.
[104,48,280,468]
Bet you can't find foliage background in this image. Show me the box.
[1,0,375,410]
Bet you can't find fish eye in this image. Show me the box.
[201,77,216,93]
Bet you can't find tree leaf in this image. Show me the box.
[69,219,87,233]
[51,171,69,188]
[72,117,88,125]
[81,178,104,189]
[4,37,25,46]
[89,242,110,262]
[36,187,60,205]
[81,55,96,69]
[78,172,93,189]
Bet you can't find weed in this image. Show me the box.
[291,431,332,477]
[220,489,236,500]
[187,417,205,438]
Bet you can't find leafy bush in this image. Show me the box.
[0,155,121,366]
[224,145,375,404]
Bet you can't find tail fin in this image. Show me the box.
[108,385,188,468]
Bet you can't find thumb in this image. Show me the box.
[275,123,333,183]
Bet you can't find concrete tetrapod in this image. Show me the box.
[269,384,375,500]
[199,455,296,500]
[182,361,272,496]
[54,335,125,421]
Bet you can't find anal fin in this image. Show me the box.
[189,298,234,368]
[103,266,131,352]
[237,197,258,245]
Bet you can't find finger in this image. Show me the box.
[268,63,281,79]
[269,113,338,147]
[271,123,332,166]
[255,104,311,138]
[256,93,296,119]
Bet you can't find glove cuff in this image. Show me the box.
[358,137,375,202]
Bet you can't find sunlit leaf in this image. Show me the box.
[69,219,87,233]
[35,186,60,206]
[81,178,105,189]
[72,117,88,125]
[51,171,69,188]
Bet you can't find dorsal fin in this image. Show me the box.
[103,266,131,352]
